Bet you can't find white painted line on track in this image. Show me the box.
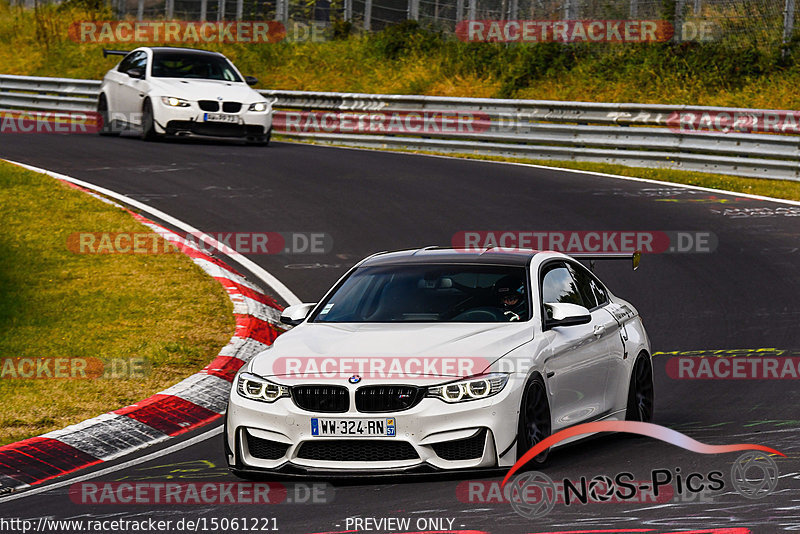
[0,427,223,504]
[2,159,301,306]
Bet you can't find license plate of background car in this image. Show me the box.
[204,113,238,123]
[311,418,396,437]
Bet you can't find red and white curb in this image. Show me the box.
[0,174,286,494]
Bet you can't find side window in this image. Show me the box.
[541,263,584,307]
[118,51,147,74]
[117,54,136,74]
[568,262,609,309]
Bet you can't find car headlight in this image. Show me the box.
[248,102,269,112]
[427,373,509,403]
[236,372,290,403]
[161,97,191,107]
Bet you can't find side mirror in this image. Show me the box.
[244,76,258,86]
[280,303,316,326]
[544,302,591,329]
[127,67,144,79]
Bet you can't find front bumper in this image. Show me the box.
[225,377,524,474]
[153,100,272,139]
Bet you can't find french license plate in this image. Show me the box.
[204,113,238,123]
[311,418,396,437]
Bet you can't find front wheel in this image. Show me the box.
[626,354,654,422]
[248,127,271,146]
[517,375,552,466]
[140,99,158,141]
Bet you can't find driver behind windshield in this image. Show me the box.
[494,275,527,320]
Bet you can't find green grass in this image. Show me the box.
[0,161,234,446]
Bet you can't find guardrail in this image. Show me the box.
[2,74,798,181]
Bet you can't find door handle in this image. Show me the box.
[593,325,605,337]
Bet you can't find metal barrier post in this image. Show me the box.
[364,0,373,30]
[784,0,796,45]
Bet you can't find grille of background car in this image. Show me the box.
[355,385,424,412]
[245,432,291,460]
[198,100,219,111]
[222,102,242,113]
[291,385,350,413]
[431,429,487,461]
[296,440,419,462]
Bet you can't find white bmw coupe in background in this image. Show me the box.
[225,247,654,476]
[98,46,273,145]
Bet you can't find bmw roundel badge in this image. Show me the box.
[348,375,361,384]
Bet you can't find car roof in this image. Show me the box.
[148,47,224,56]
[360,247,540,267]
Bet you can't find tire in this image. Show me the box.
[626,353,654,422]
[249,127,271,146]
[517,375,552,467]
[140,99,158,141]
[97,95,118,136]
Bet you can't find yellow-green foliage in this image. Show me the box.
[1,4,799,109]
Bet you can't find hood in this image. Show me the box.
[250,322,533,382]
[148,78,264,103]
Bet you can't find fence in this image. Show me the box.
[0,73,797,181]
[6,0,799,46]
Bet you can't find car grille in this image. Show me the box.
[431,429,487,461]
[355,385,423,413]
[246,432,291,460]
[222,101,242,113]
[291,385,349,413]
[296,440,419,462]
[198,100,219,112]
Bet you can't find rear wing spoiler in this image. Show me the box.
[103,49,129,58]
[570,250,641,271]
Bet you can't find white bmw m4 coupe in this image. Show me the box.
[225,247,654,476]
[98,47,273,145]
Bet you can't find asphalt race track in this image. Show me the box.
[1,134,798,533]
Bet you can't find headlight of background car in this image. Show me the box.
[161,97,191,107]
[248,102,269,112]
[427,373,509,403]
[236,372,290,403]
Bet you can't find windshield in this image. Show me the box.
[312,264,530,323]
[151,52,242,82]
